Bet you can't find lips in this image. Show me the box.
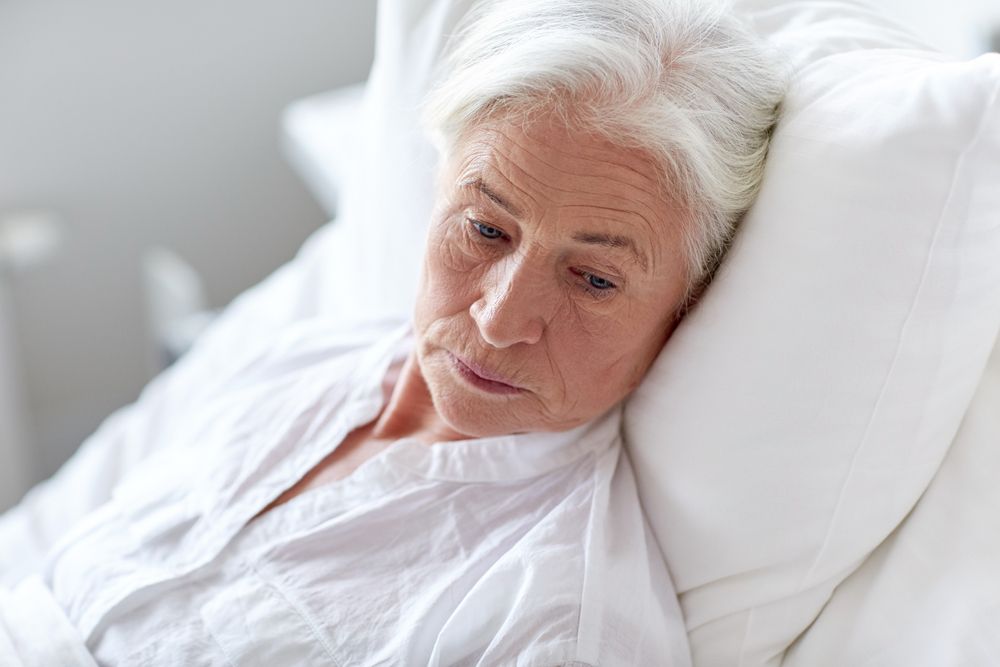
[447,352,524,394]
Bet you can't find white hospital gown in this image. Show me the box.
[4,320,691,666]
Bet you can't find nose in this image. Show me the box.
[470,257,545,348]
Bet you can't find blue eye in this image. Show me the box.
[584,273,616,290]
[569,268,618,297]
[470,220,505,240]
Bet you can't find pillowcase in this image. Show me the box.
[779,332,1000,666]
[624,4,1000,665]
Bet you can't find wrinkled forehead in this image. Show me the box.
[450,118,665,208]
[443,116,685,264]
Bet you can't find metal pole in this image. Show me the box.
[0,210,63,511]
[0,268,30,511]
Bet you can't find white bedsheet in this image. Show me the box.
[0,576,96,667]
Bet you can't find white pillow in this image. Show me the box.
[780,332,1000,666]
[624,7,1000,667]
[326,0,472,323]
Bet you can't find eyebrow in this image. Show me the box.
[459,177,523,217]
[572,232,649,272]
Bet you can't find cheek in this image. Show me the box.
[608,310,674,392]
[415,224,480,327]
[550,306,665,399]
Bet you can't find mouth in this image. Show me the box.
[447,352,524,395]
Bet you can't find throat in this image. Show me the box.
[372,351,468,444]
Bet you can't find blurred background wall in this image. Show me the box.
[0,0,997,513]
[0,0,376,510]
[879,0,1000,57]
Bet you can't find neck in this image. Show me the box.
[371,351,467,444]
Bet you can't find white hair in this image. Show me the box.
[422,0,786,312]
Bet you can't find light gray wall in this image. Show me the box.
[0,0,376,498]
[877,0,1000,56]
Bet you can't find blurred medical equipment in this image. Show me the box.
[134,83,366,374]
[141,247,217,370]
[0,210,64,509]
[281,83,365,219]
[0,277,29,510]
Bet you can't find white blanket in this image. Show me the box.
[0,576,96,667]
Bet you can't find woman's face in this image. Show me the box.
[414,115,689,437]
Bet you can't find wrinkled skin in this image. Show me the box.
[397,115,690,440]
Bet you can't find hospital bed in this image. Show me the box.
[1,0,998,665]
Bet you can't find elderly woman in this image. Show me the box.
[0,0,783,665]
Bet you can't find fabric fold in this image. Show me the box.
[0,575,97,667]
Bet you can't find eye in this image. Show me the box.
[584,273,616,290]
[468,219,506,240]
[571,268,618,298]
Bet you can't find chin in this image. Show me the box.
[441,406,518,439]
[420,353,528,437]
[429,378,528,438]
